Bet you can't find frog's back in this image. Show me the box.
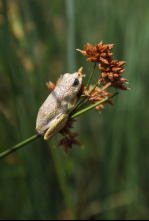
[36,93,59,134]
[36,83,68,135]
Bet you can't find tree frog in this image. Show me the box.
[36,72,84,140]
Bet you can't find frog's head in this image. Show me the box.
[62,72,85,96]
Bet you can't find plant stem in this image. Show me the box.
[89,82,99,95]
[70,97,108,119]
[0,93,118,160]
[84,62,96,91]
[0,134,40,160]
[70,92,118,119]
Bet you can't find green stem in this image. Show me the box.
[0,134,40,160]
[0,93,118,160]
[70,96,108,119]
[89,82,99,95]
[70,92,118,119]
[84,62,96,91]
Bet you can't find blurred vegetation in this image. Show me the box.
[0,0,149,219]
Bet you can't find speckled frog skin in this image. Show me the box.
[36,72,83,140]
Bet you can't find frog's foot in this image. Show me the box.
[81,94,90,97]
[44,113,68,140]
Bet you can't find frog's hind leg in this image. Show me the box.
[44,113,68,140]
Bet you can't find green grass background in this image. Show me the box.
[0,0,149,219]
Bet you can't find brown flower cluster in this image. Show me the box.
[57,119,82,154]
[85,83,114,112]
[78,41,129,90]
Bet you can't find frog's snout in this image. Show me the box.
[82,74,86,78]
[78,72,85,78]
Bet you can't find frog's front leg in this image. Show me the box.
[44,113,69,140]
[68,96,78,112]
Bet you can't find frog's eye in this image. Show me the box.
[73,78,79,86]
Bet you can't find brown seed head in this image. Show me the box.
[78,41,129,90]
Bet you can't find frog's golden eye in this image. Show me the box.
[73,78,79,86]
